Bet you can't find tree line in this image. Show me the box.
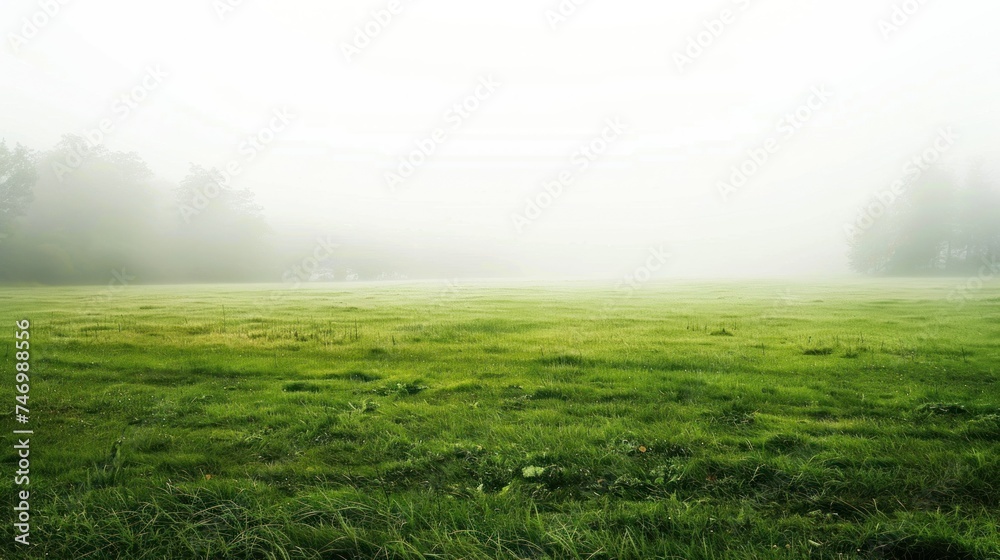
[0,135,275,284]
[847,167,1000,276]
[3,135,997,283]
[0,135,506,284]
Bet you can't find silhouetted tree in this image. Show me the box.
[173,164,274,281]
[0,136,286,284]
[849,167,1000,275]
[0,140,37,234]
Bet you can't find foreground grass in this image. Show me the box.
[1,279,998,559]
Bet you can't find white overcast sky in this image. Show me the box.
[2,0,999,278]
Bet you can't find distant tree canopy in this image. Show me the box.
[848,168,1000,276]
[0,135,505,284]
[172,164,273,282]
[0,140,37,234]
[7,134,995,284]
[0,135,277,284]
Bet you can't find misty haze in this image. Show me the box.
[1,1,999,558]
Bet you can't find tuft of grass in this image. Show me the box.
[538,354,591,367]
[283,381,323,393]
[965,414,1000,439]
[373,381,428,396]
[715,402,757,427]
[916,402,968,416]
[325,370,380,382]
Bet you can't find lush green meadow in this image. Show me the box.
[1,280,998,559]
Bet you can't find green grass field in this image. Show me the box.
[1,280,999,559]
